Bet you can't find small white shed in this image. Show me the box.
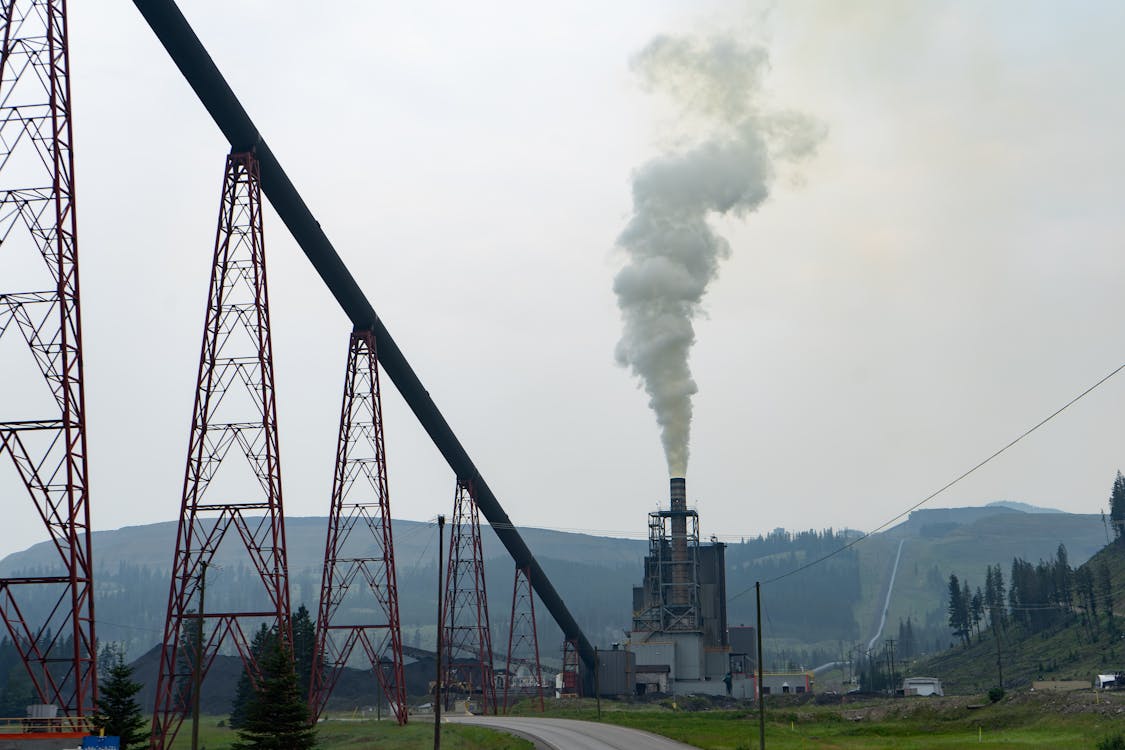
[1096,674,1117,689]
[902,677,943,697]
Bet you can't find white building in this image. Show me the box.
[902,677,943,697]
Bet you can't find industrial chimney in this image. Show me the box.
[669,477,689,607]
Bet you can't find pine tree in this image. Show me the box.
[230,624,276,730]
[947,575,970,647]
[0,663,36,718]
[970,588,984,640]
[91,653,147,750]
[1111,471,1125,540]
[232,642,317,750]
[290,605,316,701]
[1098,562,1116,639]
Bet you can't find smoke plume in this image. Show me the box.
[614,33,823,477]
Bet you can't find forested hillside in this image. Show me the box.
[0,504,1106,685]
[914,537,1124,692]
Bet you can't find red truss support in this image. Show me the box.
[149,152,291,750]
[309,328,406,724]
[0,1,96,719]
[503,566,544,713]
[443,479,496,714]
[560,638,580,697]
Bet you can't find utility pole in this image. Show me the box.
[191,561,207,750]
[993,619,1003,691]
[885,638,896,698]
[756,582,765,750]
[434,516,445,750]
[594,647,601,720]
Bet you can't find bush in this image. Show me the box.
[987,687,1004,703]
[1098,732,1125,750]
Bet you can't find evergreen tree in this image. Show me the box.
[230,624,276,730]
[947,575,970,647]
[1054,544,1073,610]
[961,580,974,643]
[896,617,916,660]
[232,642,317,750]
[1098,562,1116,638]
[0,663,36,718]
[290,605,316,700]
[1111,471,1125,540]
[970,588,984,640]
[91,653,147,750]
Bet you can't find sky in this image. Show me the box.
[3,1,1125,558]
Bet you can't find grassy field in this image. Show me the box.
[507,690,1125,750]
[155,689,1125,748]
[165,715,531,750]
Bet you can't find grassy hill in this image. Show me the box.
[853,509,1106,652]
[910,540,1125,693]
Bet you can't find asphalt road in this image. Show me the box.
[449,715,697,750]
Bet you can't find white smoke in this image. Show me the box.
[614,33,824,477]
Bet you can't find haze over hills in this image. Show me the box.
[0,504,1106,667]
[985,500,1066,514]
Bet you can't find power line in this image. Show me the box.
[729,360,1125,598]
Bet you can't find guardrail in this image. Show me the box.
[0,716,90,735]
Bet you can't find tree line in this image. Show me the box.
[946,471,1124,649]
[946,543,1117,647]
[0,609,318,750]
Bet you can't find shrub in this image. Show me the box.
[1098,732,1125,750]
[987,687,1004,703]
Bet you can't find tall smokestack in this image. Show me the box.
[670,477,688,608]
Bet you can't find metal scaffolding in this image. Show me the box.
[310,328,407,724]
[149,152,291,750]
[503,565,544,713]
[0,0,96,719]
[443,479,496,714]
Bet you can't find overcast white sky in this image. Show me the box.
[4,1,1125,558]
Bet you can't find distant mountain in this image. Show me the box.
[986,500,1066,514]
[0,505,1108,672]
[0,517,644,661]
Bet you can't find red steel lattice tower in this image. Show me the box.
[309,328,407,724]
[443,479,496,714]
[0,0,96,719]
[503,565,544,713]
[560,638,580,697]
[150,151,291,750]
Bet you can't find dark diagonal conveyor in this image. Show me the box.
[132,0,595,670]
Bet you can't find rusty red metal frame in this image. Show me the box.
[560,638,580,698]
[149,152,291,750]
[443,479,496,714]
[0,0,96,719]
[309,329,407,724]
[503,565,544,713]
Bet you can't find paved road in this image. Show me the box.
[449,716,697,750]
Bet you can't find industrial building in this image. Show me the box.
[620,478,751,697]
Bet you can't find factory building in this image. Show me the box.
[621,478,751,697]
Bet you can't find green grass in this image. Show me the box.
[166,715,532,750]
[510,691,1124,750]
